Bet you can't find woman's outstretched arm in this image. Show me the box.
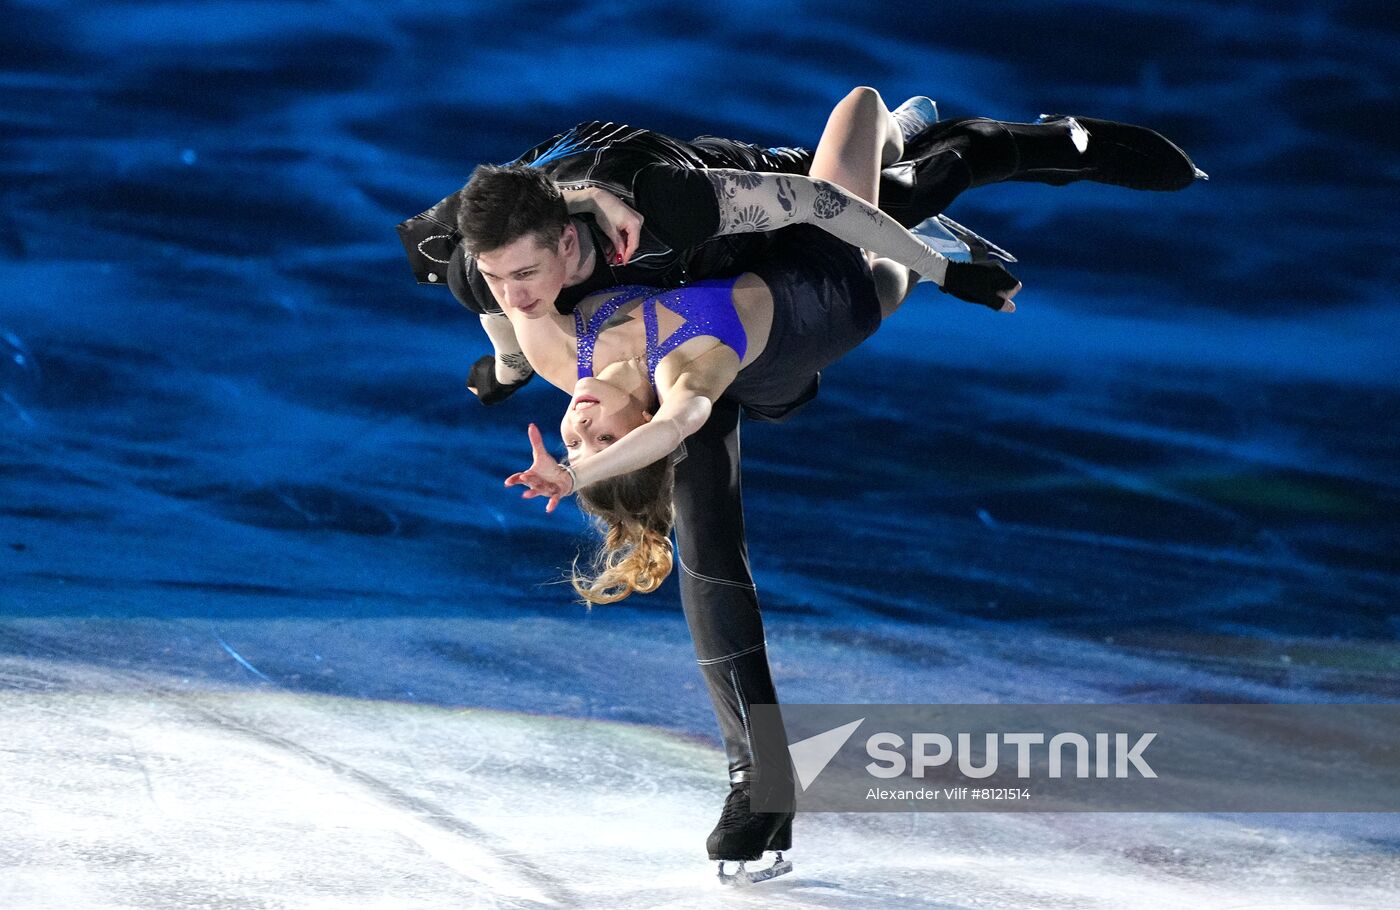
[702,169,1018,308]
[504,385,713,512]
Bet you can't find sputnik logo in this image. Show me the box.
[788,718,864,791]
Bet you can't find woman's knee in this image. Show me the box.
[839,86,886,120]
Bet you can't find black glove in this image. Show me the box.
[467,355,532,405]
[940,260,1021,310]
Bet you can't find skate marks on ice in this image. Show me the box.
[1,650,1397,909]
[0,642,581,908]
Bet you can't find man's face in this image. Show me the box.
[475,228,573,319]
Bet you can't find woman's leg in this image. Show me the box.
[872,257,915,319]
[810,91,1049,317]
[809,87,920,316]
[808,86,899,207]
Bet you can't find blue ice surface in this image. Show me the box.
[1,0,1398,851]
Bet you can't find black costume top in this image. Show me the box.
[395,121,812,316]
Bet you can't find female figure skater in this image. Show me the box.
[490,86,1201,883]
[502,88,1017,598]
[494,88,1011,883]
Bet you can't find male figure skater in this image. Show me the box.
[397,95,1202,881]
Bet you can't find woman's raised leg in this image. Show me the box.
[809,87,921,316]
[808,86,899,207]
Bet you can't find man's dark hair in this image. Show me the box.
[455,164,570,255]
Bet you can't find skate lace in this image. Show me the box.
[717,786,751,828]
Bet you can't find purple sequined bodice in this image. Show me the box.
[574,279,747,385]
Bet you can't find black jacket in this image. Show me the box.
[395,121,813,316]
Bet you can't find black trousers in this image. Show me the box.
[674,115,1098,785]
[671,397,778,785]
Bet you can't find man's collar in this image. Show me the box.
[565,216,599,288]
[555,218,618,315]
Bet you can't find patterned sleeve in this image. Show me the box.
[702,169,948,283]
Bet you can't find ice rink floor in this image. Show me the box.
[4,0,1398,906]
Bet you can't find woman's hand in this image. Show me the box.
[504,423,574,514]
[940,260,1023,312]
[588,188,643,265]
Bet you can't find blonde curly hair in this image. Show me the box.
[571,458,676,604]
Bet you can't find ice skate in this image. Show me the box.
[932,213,1017,263]
[891,95,940,144]
[717,853,794,886]
[707,782,794,885]
[1035,114,1207,190]
[906,213,1017,286]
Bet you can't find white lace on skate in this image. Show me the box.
[1067,116,1090,153]
[891,95,939,143]
[1037,112,1209,183]
[1036,113,1090,154]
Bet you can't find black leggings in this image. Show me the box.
[671,397,779,784]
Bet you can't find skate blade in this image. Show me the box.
[935,214,1018,264]
[717,856,793,886]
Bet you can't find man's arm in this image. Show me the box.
[467,313,534,405]
[479,313,533,384]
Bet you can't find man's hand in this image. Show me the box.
[940,260,1022,313]
[504,423,573,513]
[467,355,532,405]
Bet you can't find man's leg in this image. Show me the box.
[679,84,887,782]
[877,115,1202,227]
[672,397,781,786]
[671,397,794,859]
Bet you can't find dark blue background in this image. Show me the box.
[3,1,1398,715]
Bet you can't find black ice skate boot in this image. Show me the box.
[878,114,1206,227]
[707,782,794,885]
[1025,114,1207,190]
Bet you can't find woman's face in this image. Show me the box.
[559,377,652,462]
